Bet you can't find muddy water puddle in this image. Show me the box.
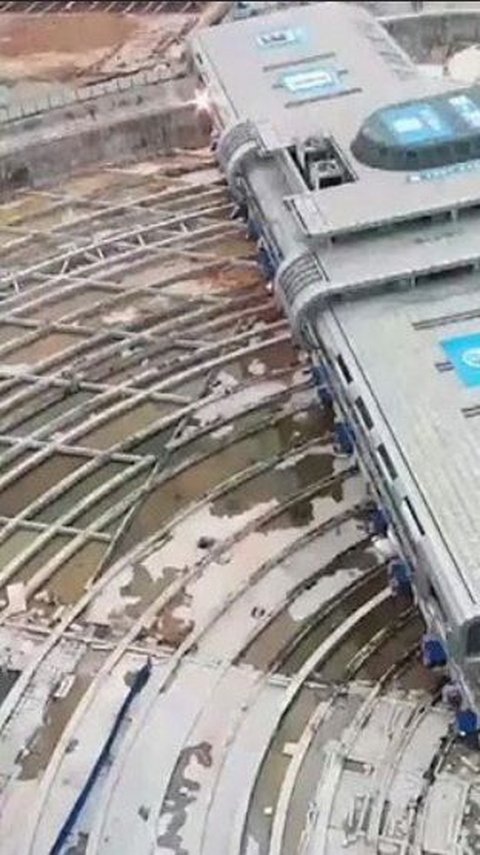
[31,460,126,524]
[6,533,72,591]
[0,452,86,516]
[238,529,375,672]
[8,390,95,437]
[1,332,84,366]
[280,569,387,678]
[0,448,34,479]
[224,340,300,383]
[60,172,143,200]
[397,662,442,694]
[74,469,149,529]
[157,741,214,854]
[82,447,341,633]
[259,469,357,533]
[171,404,329,468]
[84,551,177,633]
[241,685,323,855]
[353,612,424,683]
[22,287,113,323]
[0,527,47,581]
[41,539,108,606]
[315,594,409,683]
[79,401,174,450]
[17,648,105,782]
[0,668,20,705]
[110,409,329,562]
[0,389,61,434]
[210,448,335,519]
[0,323,30,348]
[128,425,175,459]
[123,564,178,624]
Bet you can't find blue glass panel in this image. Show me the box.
[449,94,480,129]
[442,333,480,387]
[382,103,452,144]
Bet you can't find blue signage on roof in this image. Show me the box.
[256,28,304,48]
[442,333,480,387]
[382,103,452,145]
[281,64,347,100]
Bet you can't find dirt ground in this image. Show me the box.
[0,11,192,85]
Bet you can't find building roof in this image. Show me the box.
[192,2,480,609]
[334,272,480,605]
[194,3,480,254]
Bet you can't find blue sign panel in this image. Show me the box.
[281,65,346,100]
[442,333,480,387]
[256,28,304,48]
[382,103,452,145]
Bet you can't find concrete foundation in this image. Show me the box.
[0,76,210,192]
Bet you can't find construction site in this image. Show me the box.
[1,1,480,854]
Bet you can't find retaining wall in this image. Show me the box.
[383,10,480,63]
[0,77,210,192]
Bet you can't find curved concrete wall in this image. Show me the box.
[383,10,480,64]
[0,77,210,192]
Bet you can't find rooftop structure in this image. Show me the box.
[192,2,480,642]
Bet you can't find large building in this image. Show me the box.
[192,2,480,717]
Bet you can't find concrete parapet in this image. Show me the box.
[1,63,188,131]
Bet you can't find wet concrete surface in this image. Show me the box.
[157,742,214,855]
[111,407,329,564]
[16,649,103,781]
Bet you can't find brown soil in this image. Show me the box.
[0,13,136,57]
[0,12,189,83]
